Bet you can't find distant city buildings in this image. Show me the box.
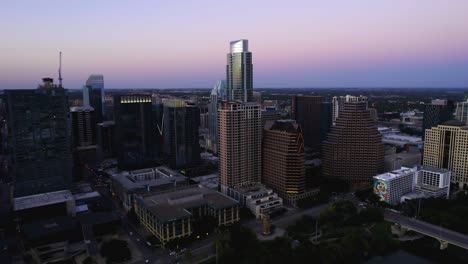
[113,94,155,170]
[226,40,253,102]
[332,95,368,125]
[162,100,200,168]
[218,102,262,196]
[455,100,468,125]
[423,121,468,188]
[207,80,226,155]
[5,78,72,197]
[323,101,384,186]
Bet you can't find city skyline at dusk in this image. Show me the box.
[2,0,468,89]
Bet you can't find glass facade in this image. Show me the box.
[226,40,253,103]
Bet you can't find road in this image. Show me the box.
[384,210,468,250]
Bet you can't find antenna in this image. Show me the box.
[58,51,63,88]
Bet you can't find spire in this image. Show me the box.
[58,51,63,88]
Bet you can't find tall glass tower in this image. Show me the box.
[207,80,226,155]
[84,74,105,122]
[226,40,253,102]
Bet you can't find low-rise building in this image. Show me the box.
[134,185,239,244]
[111,166,188,211]
[373,167,416,205]
[229,183,283,219]
[413,166,450,199]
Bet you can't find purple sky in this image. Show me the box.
[1,0,468,89]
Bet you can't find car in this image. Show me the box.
[145,260,149,263]
[136,238,140,242]
[129,232,133,236]
[169,251,176,256]
[180,248,187,253]
[146,241,152,246]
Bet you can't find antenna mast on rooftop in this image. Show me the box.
[58,51,63,88]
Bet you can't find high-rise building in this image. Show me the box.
[114,94,155,170]
[207,80,226,155]
[97,121,116,161]
[291,96,323,148]
[320,102,333,142]
[455,100,468,125]
[70,106,96,148]
[422,99,455,139]
[226,40,253,102]
[219,102,261,195]
[261,110,282,130]
[323,101,384,186]
[5,79,72,197]
[332,95,368,125]
[84,74,105,123]
[262,120,306,205]
[423,121,468,188]
[162,100,200,168]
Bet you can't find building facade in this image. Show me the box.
[332,95,368,125]
[323,101,384,186]
[262,120,307,205]
[70,106,96,148]
[373,167,416,205]
[84,75,105,123]
[455,100,468,125]
[5,79,72,197]
[207,80,226,155]
[226,40,253,102]
[162,100,200,168]
[422,99,455,139]
[218,102,261,195]
[423,121,468,188]
[414,166,451,199]
[114,94,155,170]
[291,96,323,148]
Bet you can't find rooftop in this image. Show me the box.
[374,167,416,181]
[138,185,238,222]
[112,166,187,191]
[416,165,450,174]
[13,190,74,211]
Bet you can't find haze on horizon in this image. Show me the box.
[1,0,468,90]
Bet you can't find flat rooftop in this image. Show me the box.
[14,190,74,211]
[416,165,450,174]
[112,166,187,191]
[374,167,416,181]
[139,186,238,223]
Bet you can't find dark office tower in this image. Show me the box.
[97,121,116,160]
[218,102,261,194]
[261,110,281,129]
[114,94,154,170]
[320,102,333,142]
[84,74,105,122]
[323,101,384,186]
[5,78,72,197]
[208,80,226,155]
[162,100,200,169]
[291,96,323,149]
[70,106,96,148]
[262,120,305,205]
[226,39,253,102]
[422,99,455,139]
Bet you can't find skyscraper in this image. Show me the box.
[114,94,155,170]
[218,102,261,195]
[422,99,455,139]
[262,120,306,205]
[423,121,468,188]
[207,80,226,155]
[84,74,105,123]
[5,78,72,197]
[332,95,368,125]
[226,40,253,102]
[455,100,468,125]
[291,96,323,148]
[162,100,201,168]
[323,101,384,186]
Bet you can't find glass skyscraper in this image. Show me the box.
[207,80,226,155]
[226,40,253,102]
[84,74,105,122]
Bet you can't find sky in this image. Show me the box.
[1,0,468,89]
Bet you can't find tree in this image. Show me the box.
[100,239,132,264]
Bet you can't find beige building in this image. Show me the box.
[218,102,262,197]
[423,121,468,188]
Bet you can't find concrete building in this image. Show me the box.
[323,101,384,186]
[262,120,309,206]
[226,40,253,102]
[373,167,416,205]
[218,102,261,196]
[423,121,468,188]
[111,166,188,211]
[332,95,368,125]
[227,183,283,219]
[455,100,468,125]
[413,166,450,199]
[134,185,239,245]
[5,79,72,197]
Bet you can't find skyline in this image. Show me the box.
[2,0,468,89]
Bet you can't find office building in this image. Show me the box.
[261,110,282,129]
[262,120,308,205]
[207,80,226,155]
[199,105,209,129]
[422,99,455,139]
[5,79,72,197]
[114,94,155,170]
[97,121,116,160]
[162,100,200,168]
[323,101,384,185]
[291,96,323,148]
[83,75,105,122]
[455,100,468,125]
[226,39,253,102]
[218,102,261,196]
[413,166,450,199]
[134,185,239,245]
[320,102,333,142]
[423,121,468,188]
[332,95,368,125]
[373,167,416,205]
